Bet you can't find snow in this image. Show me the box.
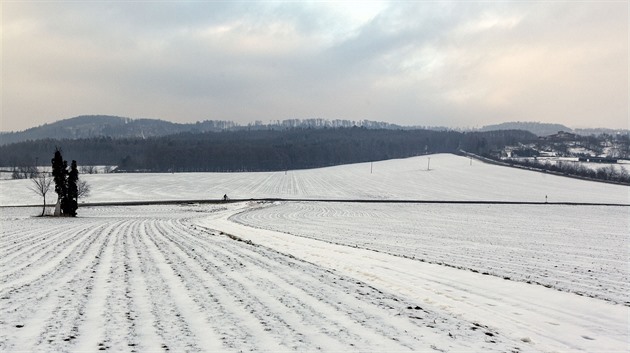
[1,154,628,206]
[509,156,630,174]
[229,202,629,304]
[0,205,537,352]
[1,153,628,352]
[198,203,630,353]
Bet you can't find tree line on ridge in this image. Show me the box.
[0,128,534,172]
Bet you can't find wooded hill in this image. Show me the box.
[0,115,405,145]
[479,121,627,137]
[0,115,238,145]
[0,128,535,172]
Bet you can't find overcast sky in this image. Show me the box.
[2,1,628,132]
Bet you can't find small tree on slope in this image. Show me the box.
[77,179,91,199]
[29,172,53,216]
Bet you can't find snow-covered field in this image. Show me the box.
[1,205,537,352]
[1,153,628,352]
[1,154,628,206]
[230,202,629,304]
[201,203,628,353]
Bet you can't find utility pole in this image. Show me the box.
[427,157,431,171]
[371,162,373,174]
[470,156,472,166]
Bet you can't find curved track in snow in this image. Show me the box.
[205,203,628,353]
[0,206,529,352]
[230,202,629,305]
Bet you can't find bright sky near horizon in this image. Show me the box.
[1,1,628,132]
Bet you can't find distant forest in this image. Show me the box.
[0,115,409,145]
[0,128,535,172]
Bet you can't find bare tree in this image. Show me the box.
[80,165,97,174]
[12,165,38,179]
[29,172,53,216]
[77,180,91,199]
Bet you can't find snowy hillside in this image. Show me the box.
[1,154,628,206]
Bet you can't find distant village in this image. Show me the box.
[495,131,629,184]
[505,130,628,160]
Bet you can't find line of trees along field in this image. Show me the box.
[0,128,535,172]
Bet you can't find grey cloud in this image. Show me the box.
[2,2,627,131]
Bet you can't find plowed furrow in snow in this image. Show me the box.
[102,221,136,350]
[0,222,99,278]
[35,230,117,353]
[2,204,542,352]
[205,239,427,349]
[159,219,470,351]
[131,220,201,352]
[124,219,166,352]
[132,219,223,352]
[172,221,384,350]
[0,221,114,293]
[0,222,57,254]
[218,238,506,351]
[0,220,115,302]
[216,252,416,350]
[72,219,137,351]
[146,220,286,351]
[0,220,118,352]
[151,221,343,350]
[179,230,410,349]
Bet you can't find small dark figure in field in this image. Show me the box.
[223,194,229,201]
